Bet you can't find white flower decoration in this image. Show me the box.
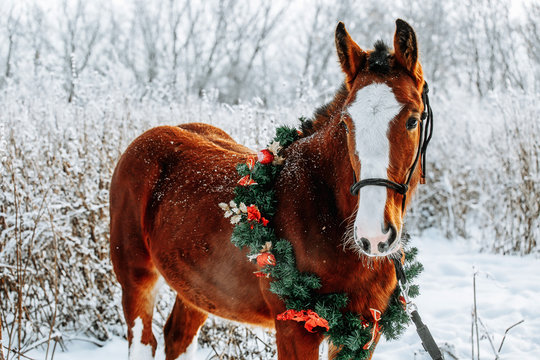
[219,201,248,223]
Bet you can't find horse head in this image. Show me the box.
[336,19,430,258]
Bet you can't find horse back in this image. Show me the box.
[111,123,253,234]
[178,122,253,154]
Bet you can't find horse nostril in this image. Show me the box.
[360,238,370,253]
[387,225,397,247]
[378,242,389,253]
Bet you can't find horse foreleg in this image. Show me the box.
[163,296,208,360]
[274,320,324,360]
[327,331,382,360]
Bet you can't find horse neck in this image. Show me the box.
[287,118,357,221]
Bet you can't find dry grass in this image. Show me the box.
[0,87,305,358]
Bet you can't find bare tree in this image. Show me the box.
[298,0,351,93]
[179,0,202,95]
[26,4,47,78]
[461,0,486,95]
[1,6,20,86]
[167,0,287,103]
[58,0,101,102]
[136,1,162,85]
[400,0,454,90]
[115,0,166,99]
[166,0,188,91]
[521,2,540,91]
[224,0,287,102]
[458,0,527,95]
[191,0,232,97]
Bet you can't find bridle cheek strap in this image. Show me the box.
[349,82,432,211]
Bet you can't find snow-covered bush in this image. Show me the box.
[478,93,539,253]
[407,91,540,255]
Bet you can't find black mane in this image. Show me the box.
[299,84,348,137]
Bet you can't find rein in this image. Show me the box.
[349,82,433,210]
[394,259,444,360]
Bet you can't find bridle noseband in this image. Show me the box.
[349,82,433,210]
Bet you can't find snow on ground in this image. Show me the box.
[29,229,540,360]
[376,228,540,360]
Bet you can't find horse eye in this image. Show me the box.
[406,117,418,130]
[340,121,349,133]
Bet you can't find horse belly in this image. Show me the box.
[147,164,273,327]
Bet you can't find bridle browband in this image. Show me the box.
[349,81,433,210]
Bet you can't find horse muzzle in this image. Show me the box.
[354,224,400,257]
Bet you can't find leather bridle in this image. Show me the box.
[349,82,433,210]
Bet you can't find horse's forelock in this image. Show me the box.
[368,40,391,74]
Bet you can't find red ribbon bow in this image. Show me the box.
[363,308,382,350]
[277,309,329,333]
[238,175,257,186]
[399,295,407,310]
[246,156,256,170]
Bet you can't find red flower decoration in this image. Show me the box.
[261,217,269,227]
[257,149,274,164]
[247,205,261,222]
[277,309,329,333]
[256,252,276,267]
[238,175,257,186]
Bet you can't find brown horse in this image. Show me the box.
[110,19,427,359]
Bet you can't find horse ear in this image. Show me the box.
[393,19,423,86]
[335,22,366,85]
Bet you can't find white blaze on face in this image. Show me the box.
[129,317,153,360]
[349,83,402,250]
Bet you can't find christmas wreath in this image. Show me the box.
[219,124,423,360]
